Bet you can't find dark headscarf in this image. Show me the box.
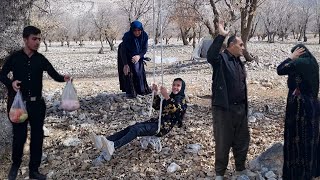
[170,78,186,99]
[169,78,187,127]
[291,44,319,98]
[122,20,148,59]
[130,20,144,31]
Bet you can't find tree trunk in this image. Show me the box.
[198,25,202,42]
[192,27,196,49]
[0,0,35,160]
[43,39,48,52]
[318,28,320,44]
[98,34,104,54]
[303,29,307,42]
[267,32,275,43]
[106,37,115,51]
[240,0,258,62]
[298,26,303,41]
[79,39,84,47]
[180,27,189,45]
[0,1,34,65]
[165,37,171,45]
[208,0,220,38]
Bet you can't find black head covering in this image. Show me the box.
[169,78,187,128]
[291,44,319,98]
[170,78,186,98]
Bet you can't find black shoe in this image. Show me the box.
[8,165,19,180]
[143,57,151,61]
[29,171,46,180]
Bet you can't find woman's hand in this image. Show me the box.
[290,47,305,60]
[160,86,170,100]
[131,55,140,64]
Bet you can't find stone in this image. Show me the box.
[78,113,86,120]
[185,144,202,154]
[236,175,250,180]
[265,171,276,179]
[47,171,55,179]
[253,112,265,120]
[261,81,273,88]
[62,137,81,147]
[249,143,283,175]
[248,116,257,123]
[167,162,181,173]
[43,126,50,137]
[21,166,27,175]
[69,125,76,131]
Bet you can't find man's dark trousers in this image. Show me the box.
[10,99,46,172]
[213,103,250,176]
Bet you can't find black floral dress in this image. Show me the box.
[277,58,320,180]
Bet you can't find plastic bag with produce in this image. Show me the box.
[60,80,80,111]
[9,90,28,123]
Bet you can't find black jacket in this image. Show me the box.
[207,35,248,113]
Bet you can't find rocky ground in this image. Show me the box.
[1,39,320,179]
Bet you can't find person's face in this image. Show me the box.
[24,34,41,51]
[230,37,245,57]
[133,28,142,37]
[172,80,182,94]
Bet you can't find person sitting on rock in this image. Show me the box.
[90,78,187,162]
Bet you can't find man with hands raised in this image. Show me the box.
[207,20,255,179]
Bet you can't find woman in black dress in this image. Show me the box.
[277,44,320,180]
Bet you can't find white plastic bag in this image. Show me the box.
[140,136,162,152]
[60,81,80,111]
[9,90,28,123]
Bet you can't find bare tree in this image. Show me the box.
[56,26,71,47]
[91,8,108,53]
[315,0,320,44]
[0,0,36,161]
[0,0,35,66]
[170,0,202,45]
[259,0,287,43]
[151,0,173,44]
[91,5,121,52]
[276,2,294,41]
[30,2,60,51]
[118,0,153,25]
[75,14,90,47]
[238,0,265,61]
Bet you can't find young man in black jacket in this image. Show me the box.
[207,20,255,179]
[0,26,71,180]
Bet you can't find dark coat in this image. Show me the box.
[207,35,248,113]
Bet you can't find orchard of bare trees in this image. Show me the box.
[1,0,320,94]
[1,0,320,56]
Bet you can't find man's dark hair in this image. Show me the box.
[23,26,41,38]
[227,35,237,48]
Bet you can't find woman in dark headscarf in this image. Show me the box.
[277,44,320,180]
[119,20,151,98]
[90,78,188,161]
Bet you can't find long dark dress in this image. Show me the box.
[118,42,136,97]
[120,21,151,96]
[277,55,320,180]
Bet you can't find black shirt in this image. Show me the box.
[224,50,246,104]
[0,50,64,99]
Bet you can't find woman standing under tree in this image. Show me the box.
[277,44,320,180]
[119,20,151,98]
